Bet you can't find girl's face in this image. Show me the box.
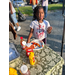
[36,8,44,21]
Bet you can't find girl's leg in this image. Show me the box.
[45,6,48,18]
[11,13,21,31]
[11,13,19,26]
[43,6,46,18]
[9,21,17,40]
[43,6,48,18]
[32,5,36,10]
[9,13,15,26]
[16,22,19,27]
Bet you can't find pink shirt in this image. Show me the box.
[42,0,48,6]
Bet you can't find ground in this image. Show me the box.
[9,10,65,75]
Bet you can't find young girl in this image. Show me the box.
[27,6,52,44]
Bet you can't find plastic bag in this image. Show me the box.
[9,43,20,62]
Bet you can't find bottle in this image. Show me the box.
[22,41,26,50]
[20,65,30,75]
[25,43,34,57]
[26,48,33,57]
[9,67,18,75]
[20,37,26,50]
[29,52,35,65]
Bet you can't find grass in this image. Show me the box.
[15,3,63,16]
[15,6,33,16]
[48,3,63,10]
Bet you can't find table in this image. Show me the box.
[9,43,64,75]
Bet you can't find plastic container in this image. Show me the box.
[20,37,26,50]
[9,43,21,68]
[26,48,33,57]
[20,65,30,75]
[9,67,18,75]
[9,43,20,62]
[22,41,26,50]
[29,52,35,65]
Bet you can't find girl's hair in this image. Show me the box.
[33,6,44,20]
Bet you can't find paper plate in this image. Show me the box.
[31,39,44,51]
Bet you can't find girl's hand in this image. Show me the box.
[27,28,34,43]
[27,39,30,43]
[47,26,52,34]
[11,10,13,14]
[9,2,13,14]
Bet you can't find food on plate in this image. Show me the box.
[32,42,41,47]
[25,44,35,50]
[25,42,41,50]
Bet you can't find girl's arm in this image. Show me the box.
[9,2,13,14]
[47,26,52,34]
[27,28,34,43]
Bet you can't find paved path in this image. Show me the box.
[9,10,65,75]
